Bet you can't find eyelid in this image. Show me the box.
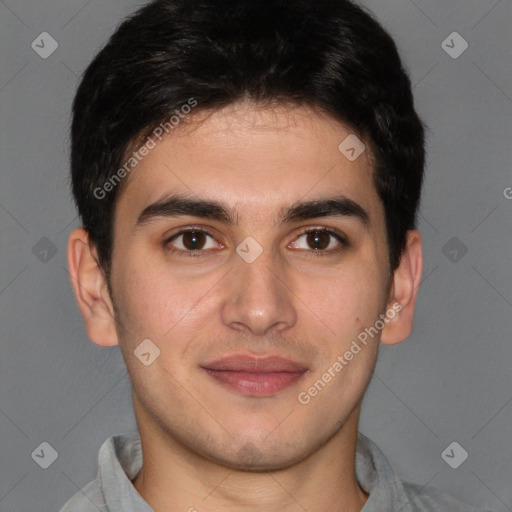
[294,226,347,241]
[165,226,216,241]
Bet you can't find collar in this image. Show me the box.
[96,430,413,511]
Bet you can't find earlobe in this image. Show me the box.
[67,227,119,347]
[380,230,423,346]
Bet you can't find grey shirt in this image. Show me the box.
[59,431,490,512]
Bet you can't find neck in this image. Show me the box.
[132,402,368,512]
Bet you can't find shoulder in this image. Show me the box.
[58,478,107,512]
[401,480,493,512]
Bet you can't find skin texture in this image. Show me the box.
[68,102,423,512]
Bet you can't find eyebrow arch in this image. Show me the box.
[134,192,370,229]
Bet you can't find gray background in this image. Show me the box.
[0,0,511,510]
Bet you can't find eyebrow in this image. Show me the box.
[135,192,370,229]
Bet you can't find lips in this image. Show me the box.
[202,355,308,373]
[201,354,308,396]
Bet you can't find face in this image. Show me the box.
[107,102,394,470]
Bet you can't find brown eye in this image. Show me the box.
[166,229,219,254]
[289,228,347,253]
[306,231,331,250]
[181,231,207,250]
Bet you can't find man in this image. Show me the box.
[61,0,489,510]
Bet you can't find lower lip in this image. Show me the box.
[202,369,306,396]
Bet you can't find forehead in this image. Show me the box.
[114,102,383,229]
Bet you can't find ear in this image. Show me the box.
[380,229,423,345]
[67,227,119,347]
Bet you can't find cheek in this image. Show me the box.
[299,270,385,407]
[307,262,387,340]
[112,253,220,344]
[112,261,205,392]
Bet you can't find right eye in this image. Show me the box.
[164,229,223,256]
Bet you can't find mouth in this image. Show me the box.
[200,354,309,397]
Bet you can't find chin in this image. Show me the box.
[199,435,315,472]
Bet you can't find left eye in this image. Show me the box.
[289,229,346,251]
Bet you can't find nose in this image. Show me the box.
[220,245,298,336]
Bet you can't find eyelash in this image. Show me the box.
[163,227,348,257]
